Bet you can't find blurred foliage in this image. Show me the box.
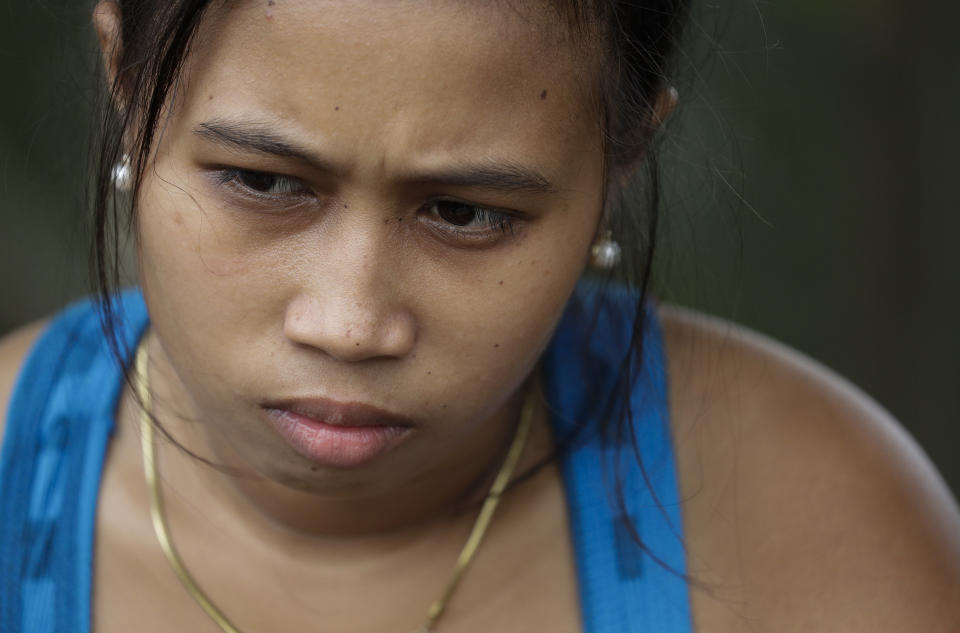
[0,2,957,492]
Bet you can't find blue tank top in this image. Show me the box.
[0,283,692,632]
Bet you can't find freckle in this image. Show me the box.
[173,211,183,225]
[383,218,391,224]
[310,466,318,471]
[268,0,275,4]
[397,217,403,222]
[498,280,503,285]
[427,371,432,375]
[335,106,340,111]
[208,94,214,101]
[540,89,547,100]
[356,342,360,346]
[493,343,500,348]
[543,269,550,277]
[442,404,448,409]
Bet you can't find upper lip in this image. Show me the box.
[261,397,415,428]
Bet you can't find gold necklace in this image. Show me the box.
[134,334,535,633]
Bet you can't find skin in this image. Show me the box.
[128,0,606,538]
[1,1,959,632]
[96,1,599,629]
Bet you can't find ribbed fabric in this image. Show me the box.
[543,282,691,632]
[0,283,691,632]
[0,290,147,633]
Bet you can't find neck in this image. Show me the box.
[134,332,555,546]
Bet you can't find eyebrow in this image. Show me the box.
[194,118,557,195]
[195,118,335,169]
[407,160,557,195]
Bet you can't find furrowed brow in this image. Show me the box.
[194,119,557,195]
[193,119,333,169]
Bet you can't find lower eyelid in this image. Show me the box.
[422,215,517,241]
[433,213,506,232]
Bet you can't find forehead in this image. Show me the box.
[173,0,602,181]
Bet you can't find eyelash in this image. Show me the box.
[419,200,516,239]
[212,167,518,240]
[214,167,311,200]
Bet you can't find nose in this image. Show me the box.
[284,290,417,362]
[282,220,417,362]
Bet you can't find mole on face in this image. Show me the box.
[540,89,547,100]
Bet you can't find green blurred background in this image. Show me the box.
[1,3,957,494]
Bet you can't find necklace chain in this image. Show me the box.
[134,334,535,633]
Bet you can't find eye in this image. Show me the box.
[216,167,310,197]
[417,199,521,248]
[422,200,513,231]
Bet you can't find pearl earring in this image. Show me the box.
[591,230,621,269]
[111,153,132,192]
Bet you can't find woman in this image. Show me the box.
[1,1,958,632]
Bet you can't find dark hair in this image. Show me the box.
[92,0,692,574]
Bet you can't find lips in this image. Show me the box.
[262,398,415,468]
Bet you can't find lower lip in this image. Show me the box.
[264,409,412,468]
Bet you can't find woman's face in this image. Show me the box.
[135,0,606,499]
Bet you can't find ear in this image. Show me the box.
[93,1,123,95]
[608,85,679,189]
[650,85,679,128]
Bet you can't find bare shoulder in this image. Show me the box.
[657,305,960,633]
[0,320,50,442]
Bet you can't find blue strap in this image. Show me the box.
[0,290,148,633]
[546,281,692,633]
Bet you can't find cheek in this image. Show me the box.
[136,169,293,386]
[138,166,277,281]
[415,215,595,408]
